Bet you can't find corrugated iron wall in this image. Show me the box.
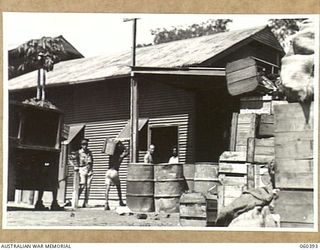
[44,78,195,203]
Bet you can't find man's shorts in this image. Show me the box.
[105,169,120,186]
[79,166,93,185]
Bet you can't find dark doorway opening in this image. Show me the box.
[150,126,178,164]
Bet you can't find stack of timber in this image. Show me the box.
[273,102,314,228]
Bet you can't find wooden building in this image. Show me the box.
[8,25,284,205]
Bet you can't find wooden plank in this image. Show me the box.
[246,137,255,163]
[227,65,257,84]
[226,57,256,73]
[280,222,314,228]
[247,163,255,189]
[275,159,313,172]
[219,174,247,186]
[255,146,275,155]
[254,155,274,163]
[219,151,246,162]
[274,102,314,132]
[274,190,314,224]
[275,172,313,189]
[255,137,274,147]
[218,162,247,174]
[237,113,257,124]
[260,114,274,124]
[229,113,238,151]
[275,137,313,160]
[227,77,259,96]
[179,204,206,218]
[235,145,247,152]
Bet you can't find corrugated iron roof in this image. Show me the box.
[9,25,282,91]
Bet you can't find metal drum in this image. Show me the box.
[183,164,195,192]
[154,163,185,213]
[126,163,154,212]
[194,162,219,194]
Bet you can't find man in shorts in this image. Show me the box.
[105,141,128,210]
[77,138,93,208]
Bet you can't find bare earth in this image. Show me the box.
[6,206,181,228]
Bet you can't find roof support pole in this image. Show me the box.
[130,75,138,163]
[125,17,139,163]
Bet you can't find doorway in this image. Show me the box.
[150,126,178,164]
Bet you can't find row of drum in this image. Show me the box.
[126,162,220,214]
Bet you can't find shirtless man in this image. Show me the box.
[104,141,128,210]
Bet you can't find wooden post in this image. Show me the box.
[72,171,79,209]
[41,69,46,101]
[229,112,238,151]
[125,18,139,163]
[37,69,41,100]
[130,76,139,163]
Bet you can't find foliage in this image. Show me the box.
[10,36,65,76]
[268,19,307,49]
[151,19,232,45]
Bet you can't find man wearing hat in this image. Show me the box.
[77,138,93,208]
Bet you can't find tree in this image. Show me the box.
[151,19,232,45]
[12,36,65,73]
[10,36,65,100]
[268,19,307,50]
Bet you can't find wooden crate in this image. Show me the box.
[258,114,274,137]
[247,137,275,164]
[240,95,272,114]
[229,113,259,152]
[226,57,259,96]
[254,164,271,188]
[218,151,248,192]
[274,102,314,189]
[274,189,314,228]
[217,185,244,212]
[179,192,207,227]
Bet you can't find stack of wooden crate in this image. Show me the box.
[218,95,275,212]
[273,102,314,228]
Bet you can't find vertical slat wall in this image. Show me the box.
[46,79,195,203]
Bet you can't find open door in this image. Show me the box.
[150,126,178,164]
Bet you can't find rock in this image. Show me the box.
[115,206,132,216]
[136,213,148,220]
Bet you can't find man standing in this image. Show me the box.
[144,144,155,164]
[168,146,179,164]
[105,141,128,210]
[77,139,93,208]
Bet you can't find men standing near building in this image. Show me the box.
[77,139,93,208]
[144,144,155,164]
[168,146,179,164]
[105,141,128,210]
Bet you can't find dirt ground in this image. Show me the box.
[5,203,181,228]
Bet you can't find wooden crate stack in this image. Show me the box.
[218,95,275,212]
[273,102,314,228]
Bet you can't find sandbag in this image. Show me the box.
[280,19,315,103]
[228,205,279,228]
[216,186,275,227]
[280,54,314,102]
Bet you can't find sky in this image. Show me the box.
[3,13,312,58]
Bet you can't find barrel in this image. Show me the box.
[194,162,219,194]
[206,193,218,226]
[179,192,207,227]
[154,163,185,213]
[126,163,154,212]
[183,164,195,191]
